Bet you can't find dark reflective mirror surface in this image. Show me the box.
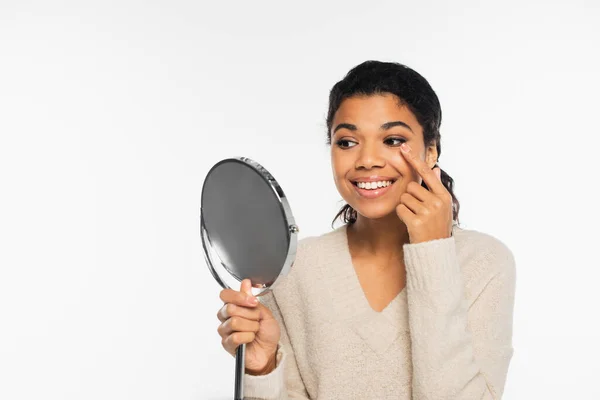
[201,158,294,290]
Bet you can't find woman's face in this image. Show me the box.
[330,94,438,221]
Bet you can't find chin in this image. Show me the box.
[351,204,398,221]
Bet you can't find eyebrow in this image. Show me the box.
[332,120,414,135]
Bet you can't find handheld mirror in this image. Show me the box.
[200,157,298,400]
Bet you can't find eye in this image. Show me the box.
[335,139,358,149]
[384,137,407,146]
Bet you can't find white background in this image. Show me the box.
[1,1,599,399]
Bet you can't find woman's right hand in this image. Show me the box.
[217,279,281,375]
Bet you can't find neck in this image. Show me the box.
[347,213,409,261]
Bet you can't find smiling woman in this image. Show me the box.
[216,60,516,400]
[326,62,460,227]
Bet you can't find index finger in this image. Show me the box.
[219,288,259,308]
[400,142,445,194]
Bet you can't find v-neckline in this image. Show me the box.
[345,225,407,314]
[324,225,409,354]
[340,224,406,313]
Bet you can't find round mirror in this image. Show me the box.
[200,157,298,400]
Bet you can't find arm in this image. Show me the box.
[404,236,516,399]
[244,290,310,400]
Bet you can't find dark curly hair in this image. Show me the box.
[326,60,460,226]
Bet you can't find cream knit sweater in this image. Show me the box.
[244,224,516,399]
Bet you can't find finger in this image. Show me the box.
[396,203,417,225]
[405,181,437,203]
[217,316,261,338]
[240,279,253,296]
[400,193,428,215]
[434,167,442,181]
[400,143,446,194]
[217,302,260,323]
[219,288,259,308]
[223,332,256,354]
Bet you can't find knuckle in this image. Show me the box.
[226,303,236,316]
[230,333,239,345]
[230,317,241,330]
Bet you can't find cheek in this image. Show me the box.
[389,149,426,181]
[388,152,412,176]
[331,151,350,178]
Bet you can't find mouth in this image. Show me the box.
[351,179,396,190]
[350,178,397,199]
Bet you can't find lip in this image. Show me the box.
[351,179,396,199]
[351,176,396,183]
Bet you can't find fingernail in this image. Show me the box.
[248,296,258,305]
[401,143,410,152]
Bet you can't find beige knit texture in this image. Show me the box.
[244,224,516,400]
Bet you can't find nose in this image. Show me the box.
[355,142,384,170]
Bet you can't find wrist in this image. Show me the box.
[245,349,278,376]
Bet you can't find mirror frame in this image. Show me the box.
[200,156,299,296]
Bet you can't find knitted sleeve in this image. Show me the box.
[244,290,310,400]
[403,234,516,399]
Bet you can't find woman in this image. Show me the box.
[216,60,516,399]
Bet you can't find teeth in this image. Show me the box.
[356,180,393,190]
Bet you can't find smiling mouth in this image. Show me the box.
[351,179,396,190]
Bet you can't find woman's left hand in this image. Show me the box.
[395,142,454,244]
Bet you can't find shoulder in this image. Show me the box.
[269,227,344,309]
[293,226,345,266]
[273,227,344,289]
[452,225,516,282]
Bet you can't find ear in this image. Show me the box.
[425,143,438,169]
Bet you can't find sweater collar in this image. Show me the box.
[322,224,409,354]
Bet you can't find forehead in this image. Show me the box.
[333,94,422,134]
